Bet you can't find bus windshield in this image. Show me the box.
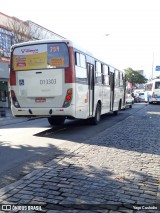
[155,81,160,89]
[13,42,69,71]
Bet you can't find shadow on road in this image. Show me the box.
[34,104,160,156]
[0,142,65,189]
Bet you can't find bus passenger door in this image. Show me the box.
[110,72,114,111]
[87,63,94,116]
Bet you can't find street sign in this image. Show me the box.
[155,66,160,71]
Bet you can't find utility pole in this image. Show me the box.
[152,51,154,79]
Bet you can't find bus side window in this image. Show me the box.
[75,52,80,66]
[75,52,86,68]
[103,64,109,85]
[75,52,87,83]
[114,70,120,87]
[120,72,124,86]
[95,61,102,84]
[80,54,86,68]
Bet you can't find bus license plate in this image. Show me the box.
[35,98,46,103]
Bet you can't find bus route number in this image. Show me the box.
[40,79,56,85]
[50,46,60,53]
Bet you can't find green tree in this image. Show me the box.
[124,67,148,86]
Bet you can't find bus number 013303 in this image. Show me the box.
[40,79,56,85]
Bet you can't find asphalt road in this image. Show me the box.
[0,103,147,188]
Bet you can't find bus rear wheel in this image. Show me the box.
[48,116,65,126]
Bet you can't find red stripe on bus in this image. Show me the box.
[65,47,75,83]
[10,70,16,86]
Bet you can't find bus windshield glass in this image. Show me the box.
[155,81,160,89]
[13,42,69,71]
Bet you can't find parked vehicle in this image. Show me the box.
[134,93,140,103]
[134,89,144,94]
[138,92,145,102]
[125,93,133,108]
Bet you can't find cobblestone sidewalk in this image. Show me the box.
[0,104,160,212]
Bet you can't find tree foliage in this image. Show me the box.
[124,67,148,86]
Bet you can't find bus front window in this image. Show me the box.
[155,82,160,89]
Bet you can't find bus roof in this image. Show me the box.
[11,38,73,48]
[11,38,124,73]
[146,78,160,83]
[11,38,94,58]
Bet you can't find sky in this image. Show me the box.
[1,0,160,78]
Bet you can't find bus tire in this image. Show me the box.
[91,103,101,125]
[48,116,65,126]
[113,110,118,115]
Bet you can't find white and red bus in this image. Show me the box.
[10,39,126,125]
[144,78,160,103]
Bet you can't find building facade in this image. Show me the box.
[0,13,11,107]
[0,12,64,108]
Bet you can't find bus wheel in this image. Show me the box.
[113,110,118,115]
[91,103,101,125]
[48,117,65,126]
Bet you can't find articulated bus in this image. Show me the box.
[144,78,160,104]
[10,39,126,125]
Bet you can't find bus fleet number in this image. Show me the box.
[40,79,56,85]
